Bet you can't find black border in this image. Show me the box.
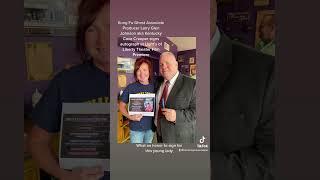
[3,0,320,179]
[276,0,320,179]
[0,0,24,179]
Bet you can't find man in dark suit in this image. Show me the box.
[211,0,275,179]
[155,52,196,143]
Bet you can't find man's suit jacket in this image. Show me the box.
[155,73,196,143]
[211,34,275,180]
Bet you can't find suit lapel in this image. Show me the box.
[211,33,233,98]
[166,74,183,106]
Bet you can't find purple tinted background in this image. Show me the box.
[217,0,275,46]
[110,0,210,179]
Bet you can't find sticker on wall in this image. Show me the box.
[164,42,170,51]
[190,64,196,79]
[189,57,195,64]
[118,74,127,88]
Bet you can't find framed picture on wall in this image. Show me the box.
[255,10,275,56]
[224,12,252,45]
[190,64,196,79]
[117,57,135,73]
[189,57,195,64]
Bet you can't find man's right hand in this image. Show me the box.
[60,166,104,180]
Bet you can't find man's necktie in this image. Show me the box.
[157,81,170,135]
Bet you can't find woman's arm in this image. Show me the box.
[118,101,142,121]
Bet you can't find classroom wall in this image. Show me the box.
[24,36,81,115]
[177,49,197,76]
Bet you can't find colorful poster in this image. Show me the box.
[128,94,155,116]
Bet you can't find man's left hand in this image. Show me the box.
[162,108,176,123]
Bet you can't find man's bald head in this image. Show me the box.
[159,52,179,81]
[210,0,217,38]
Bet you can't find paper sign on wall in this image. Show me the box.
[25,42,53,81]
